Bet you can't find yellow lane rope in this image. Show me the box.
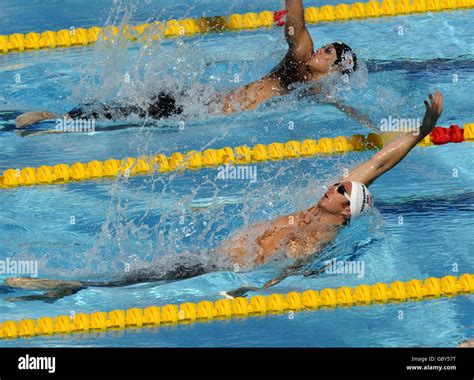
[1,125,473,189]
[1,0,473,55]
[0,273,472,340]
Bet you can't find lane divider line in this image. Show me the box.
[1,273,472,340]
[1,124,473,189]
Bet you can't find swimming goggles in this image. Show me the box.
[333,183,351,202]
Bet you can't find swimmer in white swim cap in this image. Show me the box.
[319,181,374,225]
[4,93,443,301]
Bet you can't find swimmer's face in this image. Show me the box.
[318,181,352,219]
[306,44,338,75]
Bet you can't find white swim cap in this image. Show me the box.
[349,181,373,219]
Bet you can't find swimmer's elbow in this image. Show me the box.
[349,156,387,186]
[366,153,398,184]
[370,151,388,169]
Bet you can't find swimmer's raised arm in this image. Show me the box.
[285,0,314,59]
[345,91,443,187]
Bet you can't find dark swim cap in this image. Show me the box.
[332,42,358,75]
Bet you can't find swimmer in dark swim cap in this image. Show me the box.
[221,1,372,128]
[301,41,358,79]
[15,1,373,131]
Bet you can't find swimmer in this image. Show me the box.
[15,0,372,130]
[14,92,184,129]
[4,92,443,301]
[458,339,474,347]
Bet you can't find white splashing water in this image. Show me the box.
[58,0,384,281]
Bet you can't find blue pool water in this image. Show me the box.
[0,1,473,347]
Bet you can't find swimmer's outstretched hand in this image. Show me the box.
[422,91,443,129]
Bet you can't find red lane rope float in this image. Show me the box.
[273,10,288,27]
[431,124,464,145]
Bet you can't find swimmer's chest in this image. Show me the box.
[269,54,312,89]
[244,76,285,102]
[284,225,336,258]
[257,218,336,260]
